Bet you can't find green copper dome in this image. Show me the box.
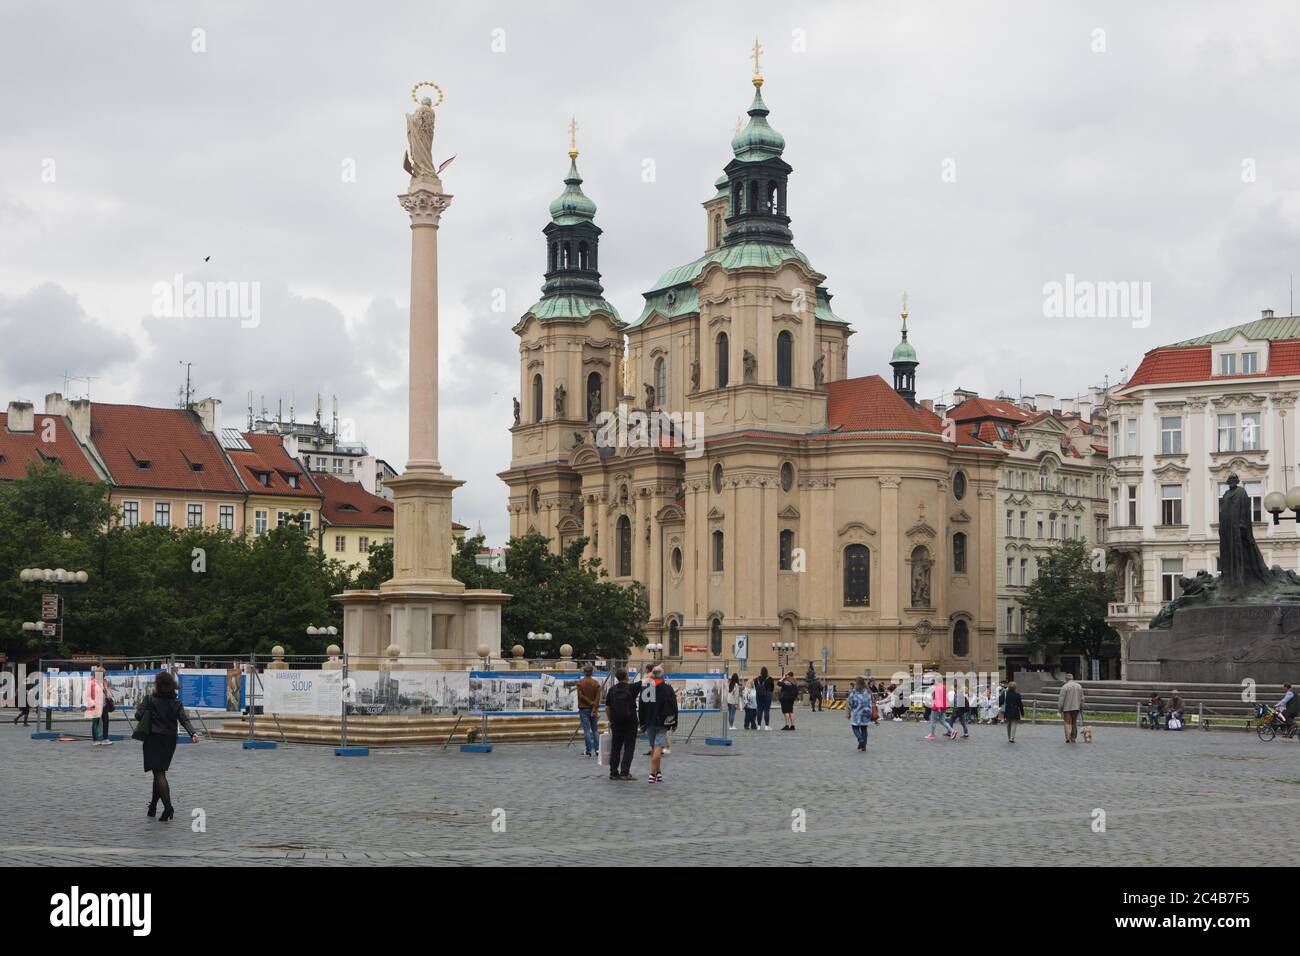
[891,324,917,364]
[548,157,597,225]
[730,85,785,162]
[712,173,729,200]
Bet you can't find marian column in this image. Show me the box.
[382,88,464,595]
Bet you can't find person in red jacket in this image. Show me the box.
[926,680,956,740]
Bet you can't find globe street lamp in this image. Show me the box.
[645,642,664,662]
[306,625,339,637]
[526,630,553,658]
[771,641,796,672]
[1264,488,1300,524]
[19,568,89,584]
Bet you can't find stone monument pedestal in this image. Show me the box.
[1127,603,1300,684]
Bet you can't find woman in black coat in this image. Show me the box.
[135,671,199,821]
[1002,681,1025,744]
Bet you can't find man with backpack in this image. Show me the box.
[604,669,641,781]
[638,665,678,784]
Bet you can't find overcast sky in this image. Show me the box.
[2,1,1299,542]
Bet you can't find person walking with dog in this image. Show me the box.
[134,671,199,821]
[1003,681,1024,743]
[1058,673,1084,743]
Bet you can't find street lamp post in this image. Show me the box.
[1264,488,1300,524]
[18,568,89,730]
[525,630,553,660]
[771,641,796,673]
[645,642,664,665]
[306,625,339,638]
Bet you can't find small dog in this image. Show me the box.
[1080,725,1094,744]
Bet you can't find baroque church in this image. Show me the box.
[499,64,1000,677]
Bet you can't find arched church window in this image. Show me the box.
[668,618,680,657]
[561,242,571,268]
[844,544,870,606]
[716,332,729,388]
[952,619,970,657]
[712,530,724,572]
[578,241,590,270]
[530,488,540,514]
[549,243,557,272]
[776,330,793,387]
[617,515,632,577]
[779,529,795,571]
[712,214,722,246]
[710,617,723,657]
[654,357,667,406]
[953,532,968,574]
[532,374,543,423]
[748,181,759,213]
[731,181,742,217]
[767,181,779,214]
[586,372,602,422]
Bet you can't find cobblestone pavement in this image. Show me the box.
[2,710,1297,866]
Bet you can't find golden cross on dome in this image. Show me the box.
[901,290,909,320]
[750,36,764,84]
[568,116,579,159]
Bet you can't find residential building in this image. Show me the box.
[222,431,323,540]
[1105,310,1300,673]
[946,388,1112,677]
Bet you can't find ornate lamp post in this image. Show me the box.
[306,625,339,638]
[525,630,553,659]
[771,641,796,672]
[645,642,664,663]
[1263,488,1300,524]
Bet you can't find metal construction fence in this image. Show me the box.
[12,653,732,747]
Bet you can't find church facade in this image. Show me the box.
[499,69,1001,677]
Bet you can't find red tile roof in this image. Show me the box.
[227,433,319,500]
[89,403,244,493]
[947,396,1035,424]
[824,376,994,448]
[315,471,394,529]
[0,412,101,482]
[1123,338,1300,389]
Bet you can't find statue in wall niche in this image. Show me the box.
[1219,471,1269,596]
[512,397,521,425]
[910,549,932,607]
[572,431,585,445]
[587,386,601,422]
[743,350,757,382]
[813,354,825,386]
[689,359,700,393]
[645,382,656,410]
[554,382,566,418]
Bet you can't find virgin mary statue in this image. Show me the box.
[404,97,437,179]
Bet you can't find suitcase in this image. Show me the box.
[597,731,611,766]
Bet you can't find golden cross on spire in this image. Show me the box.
[901,290,909,321]
[568,116,579,159]
[750,36,764,86]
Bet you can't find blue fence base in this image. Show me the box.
[334,747,369,757]
[31,731,60,740]
[107,734,127,741]
[242,740,277,750]
[459,743,493,753]
[175,736,195,744]
[704,737,732,746]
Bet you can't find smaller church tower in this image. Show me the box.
[890,293,919,407]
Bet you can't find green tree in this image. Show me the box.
[1018,537,1118,669]
[351,539,393,590]
[496,533,647,660]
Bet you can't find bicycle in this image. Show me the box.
[1253,703,1299,742]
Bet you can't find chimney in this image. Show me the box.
[953,388,977,403]
[1263,308,1275,319]
[934,402,948,417]
[44,392,68,417]
[189,397,221,434]
[65,398,92,444]
[281,432,299,459]
[919,398,934,413]
[6,400,34,432]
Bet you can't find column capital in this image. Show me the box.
[399,187,453,226]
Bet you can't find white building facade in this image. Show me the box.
[1105,311,1300,671]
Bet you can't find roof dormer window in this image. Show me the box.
[256,471,271,487]
[129,448,152,469]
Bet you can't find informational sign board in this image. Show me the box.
[179,668,244,711]
[261,669,343,717]
[734,634,749,661]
